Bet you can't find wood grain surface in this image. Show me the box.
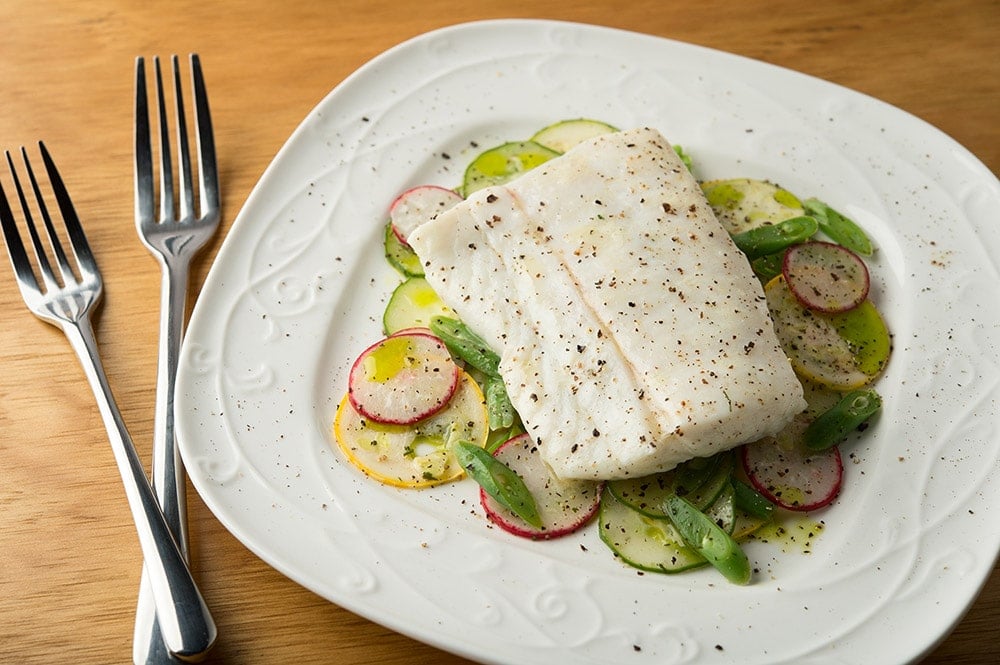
[1,1,997,663]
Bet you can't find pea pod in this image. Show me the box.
[802,198,874,256]
[485,375,516,431]
[732,477,775,520]
[803,388,882,451]
[750,251,785,283]
[453,441,542,528]
[663,494,752,585]
[729,215,818,260]
[430,315,500,375]
[431,316,516,431]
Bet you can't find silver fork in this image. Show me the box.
[132,54,221,664]
[0,143,217,660]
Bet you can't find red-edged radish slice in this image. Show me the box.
[782,241,870,313]
[334,371,488,488]
[481,433,602,540]
[389,185,463,245]
[740,439,843,512]
[348,331,460,425]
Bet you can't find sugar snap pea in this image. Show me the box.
[430,315,500,375]
[732,478,775,520]
[750,251,785,283]
[729,215,818,260]
[664,494,751,585]
[802,198,874,256]
[485,375,516,431]
[803,388,882,451]
[432,315,517,432]
[453,441,542,528]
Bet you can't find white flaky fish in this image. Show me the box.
[408,127,805,480]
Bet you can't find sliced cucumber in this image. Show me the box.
[461,140,560,196]
[607,470,678,518]
[830,299,892,378]
[701,178,805,235]
[598,488,705,574]
[607,451,733,518]
[383,276,454,335]
[383,221,424,277]
[530,118,618,153]
[682,451,735,510]
[764,275,889,390]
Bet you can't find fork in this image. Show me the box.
[132,54,221,664]
[0,142,217,660]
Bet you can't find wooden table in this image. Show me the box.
[1,1,997,663]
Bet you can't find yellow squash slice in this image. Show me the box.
[334,370,488,488]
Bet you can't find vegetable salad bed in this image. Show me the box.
[331,119,890,584]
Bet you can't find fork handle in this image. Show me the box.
[134,257,199,664]
[62,315,217,660]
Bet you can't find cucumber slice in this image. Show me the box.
[831,300,892,377]
[461,140,560,196]
[383,276,454,335]
[607,451,733,518]
[530,118,618,153]
[701,178,805,235]
[607,470,678,518]
[383,221,424,277]
[682,451,735,510]
[764,275,889,390]
[598,488,705,574]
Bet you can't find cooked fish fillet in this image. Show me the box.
[408,127,805,480]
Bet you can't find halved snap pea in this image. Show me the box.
[803,388,882,451]
[732,477,775,520]
[663,494,752,585]
[453,441,542,528]
[431,316,515,431]
[802,198,874,256]
[729,215,818,260]
[430,315,500,375]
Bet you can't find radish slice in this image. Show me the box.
[740,439,843,512]
[334,371,488,488]
[389,185,463,245]
[782,241,870,313]
[481,433,602,539]
[348,331,460,425]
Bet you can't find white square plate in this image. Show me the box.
[175,19,1000,664]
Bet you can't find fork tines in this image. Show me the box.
[134,54,218,228]
[0,143,100,314]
